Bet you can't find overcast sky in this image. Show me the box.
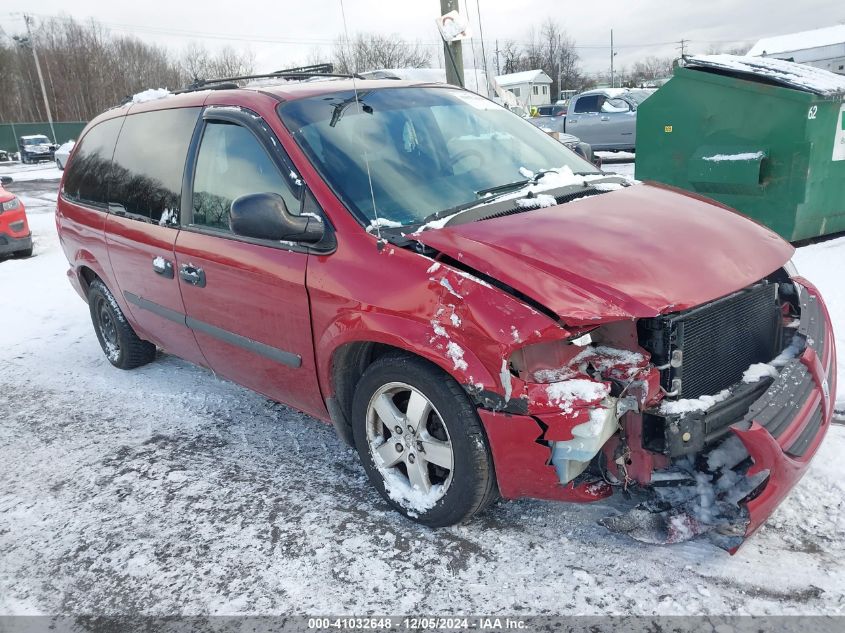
[2,0,844,77]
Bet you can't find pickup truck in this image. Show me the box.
[529,88,653,151]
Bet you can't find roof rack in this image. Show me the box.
[175,64,364,94]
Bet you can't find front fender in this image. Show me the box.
[316,310,500,399]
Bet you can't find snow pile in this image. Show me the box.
[547,379,610,413]
[366,217,403,233]
[703,152,765,162]
[373,438,443,517]
[742,362,779,383]
[659,389,731,416]
[131,88,171,104]
[534,345,647,383]
[686,54,845,96]
[514,194,557,209]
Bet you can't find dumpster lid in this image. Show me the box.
[683,54,845,97]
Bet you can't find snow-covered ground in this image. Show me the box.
[0,161,64,182]
[1,170,843,616]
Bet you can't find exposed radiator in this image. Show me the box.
[638,283,781,399]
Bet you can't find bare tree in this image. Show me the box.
[180,43,255,81]
[493,20,584,95]
[627,55,675,86]
[332,33,430,74]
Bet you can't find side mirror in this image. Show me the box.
[229,192,324,243]
[0,176,12,186]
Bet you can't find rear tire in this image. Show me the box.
[351,352,498,526]
[87,279,156,369]
[56,159,64,170]
[13,246,32,258]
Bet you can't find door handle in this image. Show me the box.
[179,264,206,287]
[152,256,174,279]
[600,116,610,121]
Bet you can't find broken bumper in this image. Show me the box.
[476,278,835,550]
[729,278,836,546]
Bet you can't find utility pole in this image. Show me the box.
[18,14,56,144]
[610,29,615,89]
[495,39,501,76]
[678,38,688,57]
[440,0,464,87]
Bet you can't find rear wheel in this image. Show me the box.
[87,279,156,369]
[13,246,32,258]
[56,158,64,170]
[351,353,497,526]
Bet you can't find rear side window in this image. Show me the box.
[191,121,299,231]
[63,118,123,208]
[109,108,200,225]
[573,96,601,113]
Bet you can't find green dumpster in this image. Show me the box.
[635,55,845,241]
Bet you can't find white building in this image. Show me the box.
[494,70,553,106]
[748,25,845,75]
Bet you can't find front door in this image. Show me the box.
[174,109,324,418]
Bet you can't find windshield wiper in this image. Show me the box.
[417,170,589,229]
[418,183,532,227]
[474,179,530,198]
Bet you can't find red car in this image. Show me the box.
[0,176,32,258]
[55,79,836,551]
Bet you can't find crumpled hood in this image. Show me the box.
[415,183,793,325]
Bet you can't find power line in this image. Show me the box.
[2,11,754,51]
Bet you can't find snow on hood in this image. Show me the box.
[685,54,845,96]
[415,183,793,325]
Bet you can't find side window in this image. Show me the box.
[191,121,299,231]
[62,117,123,208]
[573,96,603,113]
[109,108,200,225]
[532,85,539,95]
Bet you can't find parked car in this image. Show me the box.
[18,134,56,164]
[0,176,33,258]
[0,148,10,162]
[535,104,567,118]
[537,88,654,151]
[54,140,75,170]
[56,80,835,550]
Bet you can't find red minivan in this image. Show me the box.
[56,78,836,551]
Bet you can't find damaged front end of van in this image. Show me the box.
[415,184,836,552]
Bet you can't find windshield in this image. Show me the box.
[23,136,50,146]
[278,87,600,228]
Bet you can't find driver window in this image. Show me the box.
[602,98,630,113]
[573,95,601,113]
[192,121,299,230]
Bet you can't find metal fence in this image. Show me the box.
[1,121,87,153]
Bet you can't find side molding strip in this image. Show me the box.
[124,291,302,369]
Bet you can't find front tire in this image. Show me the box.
[351,353,497,526]
[56,159,64,170]
[87,279,156,369]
